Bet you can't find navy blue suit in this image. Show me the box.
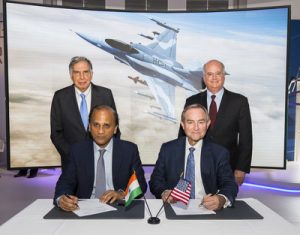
[54,138,147,205]
[149,137,238,204]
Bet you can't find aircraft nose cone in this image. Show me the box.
[75,32,98,46]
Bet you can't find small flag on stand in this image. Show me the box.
[170,178,192,205]
[124,171,143,207]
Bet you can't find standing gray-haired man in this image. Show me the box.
[50,56,119,172]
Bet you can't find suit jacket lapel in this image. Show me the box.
[199,91,208,109]
[200,142,218,194]
[214,88,229,129]
[177,137,186,178]
[111,138,123,187]
[91,83,96,110]
[217,89,229,116]
[84,140,95,193]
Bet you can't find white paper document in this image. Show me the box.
[73,199,117,217]
[171,199,216,215]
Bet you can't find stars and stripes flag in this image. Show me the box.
[170,178,192,205]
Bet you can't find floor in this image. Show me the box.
[0,162,300,229]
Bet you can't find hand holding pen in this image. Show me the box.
[59,194,79,211]
[199,193,225,211]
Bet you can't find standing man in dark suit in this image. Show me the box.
[150,104,238,210]
[54,105,147,211]
[50,56,119,172]
[179,59,252,186]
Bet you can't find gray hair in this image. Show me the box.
[181,103,210,122]
[69,56,93,75]
[203,59,225,75]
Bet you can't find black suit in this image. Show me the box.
[149,137,238,204]
[179,89,252,173]
[50,83,117,170]
[54,138,147,205]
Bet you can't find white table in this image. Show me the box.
[0,198,298,235]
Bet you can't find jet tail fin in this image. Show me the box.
[147,19,178,60]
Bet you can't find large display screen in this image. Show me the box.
[4,1,289,168]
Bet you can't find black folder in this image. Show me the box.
[164,200,263,220]
[43,200,144,219]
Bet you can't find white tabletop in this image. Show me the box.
[0,198,298,235]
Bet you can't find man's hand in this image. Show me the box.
[234,170,246,186]
[100,190,125,204]
[58,195,79,211]
[201,194,225,211]
[161,190,177,204]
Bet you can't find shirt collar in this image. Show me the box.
[74,84,91,96]
[93,138,113,154]
[185,137,202,151]
[207,87,224,99]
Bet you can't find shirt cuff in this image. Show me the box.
[56,196,63,207]
[161,190,169,198]
[218,194,231,208]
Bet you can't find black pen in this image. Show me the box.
[65,194,79,208]
[199,193,216,207]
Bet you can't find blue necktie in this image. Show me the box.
[80,93,88,130]
[186,147,195,199]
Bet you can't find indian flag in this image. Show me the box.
[124,171,142,207]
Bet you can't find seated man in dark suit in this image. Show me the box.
[54,105,147,211]
[149,104,238,211]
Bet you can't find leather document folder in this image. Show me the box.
[44,200,144,219]
[164,200,263,220]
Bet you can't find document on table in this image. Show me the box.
[171,199,216,215]
[73,199,117,217]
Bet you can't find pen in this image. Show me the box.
[199,193,216,207]
[64,194,79,208]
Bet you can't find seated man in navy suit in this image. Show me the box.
[54,105,147,211]
[149,104,238,211]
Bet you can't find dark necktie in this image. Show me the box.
[209,95,217,128]
[95,149,106,198]
[80,93,88,130]
[186,147,195,199]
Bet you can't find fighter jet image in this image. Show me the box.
[75,18,203,123]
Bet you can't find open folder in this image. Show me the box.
[44,200,144,219]
[164,200,263,220]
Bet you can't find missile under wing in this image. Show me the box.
[74,18,202,122]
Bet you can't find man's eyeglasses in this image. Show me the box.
[205,72,224,78]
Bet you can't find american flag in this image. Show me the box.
[170,178,192,205]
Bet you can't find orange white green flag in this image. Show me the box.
[124,171,142,207]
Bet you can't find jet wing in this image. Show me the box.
[142,75,176,121]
